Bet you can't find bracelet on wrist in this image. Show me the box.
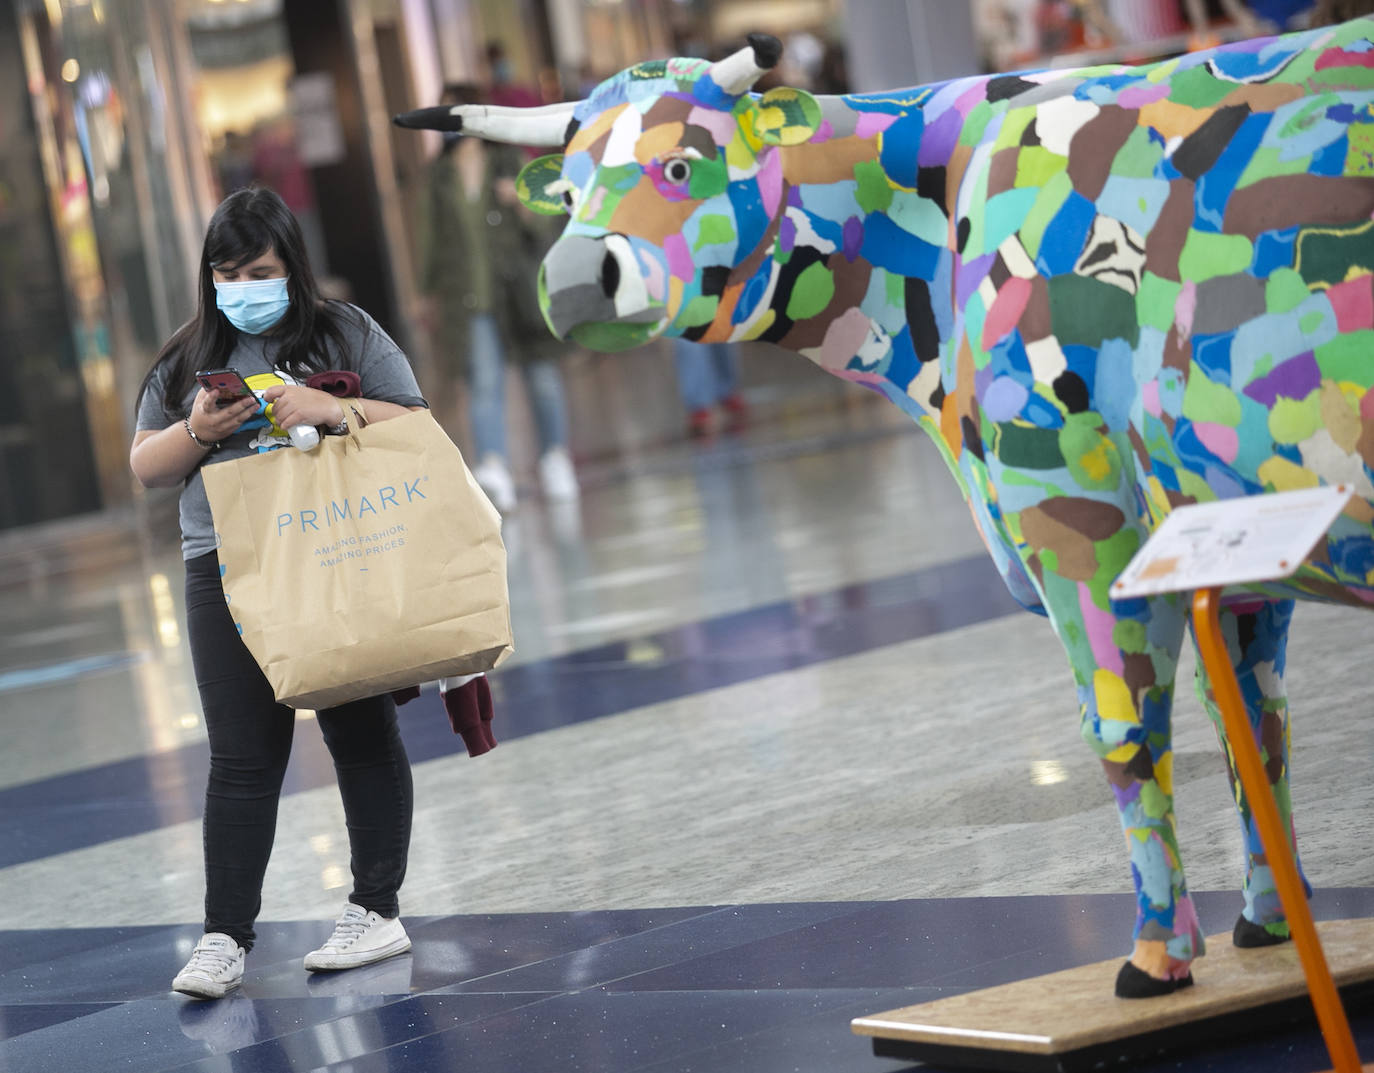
[184,417,219,451]
[326,403,368,436]
[325,401,348,435]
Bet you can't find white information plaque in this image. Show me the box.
[1112,485,1355,599]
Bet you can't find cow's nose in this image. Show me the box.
[541,235,617,338]
[600,248,621,300]
[542,233,656,339]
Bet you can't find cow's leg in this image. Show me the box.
[1188,598,1310,947]
[1080,602,1202,996]
[1039,574,1200,996]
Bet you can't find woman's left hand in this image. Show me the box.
[260,385,346,431]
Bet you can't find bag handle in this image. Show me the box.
[338,403,368,452]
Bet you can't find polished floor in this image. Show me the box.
[1,349,1372,1072]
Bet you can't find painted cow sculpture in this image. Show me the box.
[397,22,1374,996]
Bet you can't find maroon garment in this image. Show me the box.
[305,370,362,398]
[441,676,497,756]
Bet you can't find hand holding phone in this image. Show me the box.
[187,367,261,447]
[196,368,321,451]
[196,368,255,408]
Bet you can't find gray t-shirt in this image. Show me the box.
[136,304,427,560]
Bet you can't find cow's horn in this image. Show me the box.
[393,106,464,131]
[707,33,783,96]
[392,100,579,147]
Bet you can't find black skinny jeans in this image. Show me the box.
[185,551,413,952]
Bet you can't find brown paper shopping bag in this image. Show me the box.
[202,409,512,709]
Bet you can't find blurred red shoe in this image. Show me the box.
[720,393,748,431]
[687,407,713,438]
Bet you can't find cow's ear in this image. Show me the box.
[515,154,568,216]
[753,87,821,146]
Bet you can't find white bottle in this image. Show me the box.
[251,389,321,451]
[288,424,321,451]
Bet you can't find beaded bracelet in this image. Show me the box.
[184,417,219,451]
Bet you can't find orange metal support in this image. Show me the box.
[1192,587,1365,1073]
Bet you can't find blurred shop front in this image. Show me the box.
[0,0,857,537]
[3,0,438,536]
[3,0,978,540]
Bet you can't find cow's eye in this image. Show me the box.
[663,158,692,185]
[547,179,578,215]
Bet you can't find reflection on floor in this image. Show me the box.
[1,394,1371,1072]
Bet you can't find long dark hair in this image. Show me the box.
[136,185,355,415]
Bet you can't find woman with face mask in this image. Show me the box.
[130,186,428,999]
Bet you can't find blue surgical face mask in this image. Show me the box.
[215,277,291,334]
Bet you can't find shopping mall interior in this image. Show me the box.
[2,1,1373,1071]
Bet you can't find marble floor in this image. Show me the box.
[1,367,1372,1073]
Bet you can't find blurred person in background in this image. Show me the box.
[674,338,747,439]
[1085,0,1319,50]
[485,40,543,109]
[1178,0,1315,45]
[250,116,328,274]
[216,130,254,197]
[1313,0,1374,19]
[416,83,578,511]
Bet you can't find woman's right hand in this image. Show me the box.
[187,388,261,443]
[130,389,263,489]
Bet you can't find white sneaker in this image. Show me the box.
[472,453,517,512]
[538,446,579,501]
[172,933,245,999]
[303,903,412,972]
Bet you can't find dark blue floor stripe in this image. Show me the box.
[0,555,1021,868]
[5,891,1373,1071]
[0,1003,121,1040]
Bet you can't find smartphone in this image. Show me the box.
[196,368,254,407]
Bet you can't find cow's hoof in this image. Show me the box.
[1114,960,1195,999]
[1233,915,1291,948]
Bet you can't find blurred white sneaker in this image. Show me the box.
[303,903,411,972]
[539,446,579,501]
[172,933,245,999]
[472,453,516,512]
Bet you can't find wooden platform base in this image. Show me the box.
[852,918,1374,1072]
